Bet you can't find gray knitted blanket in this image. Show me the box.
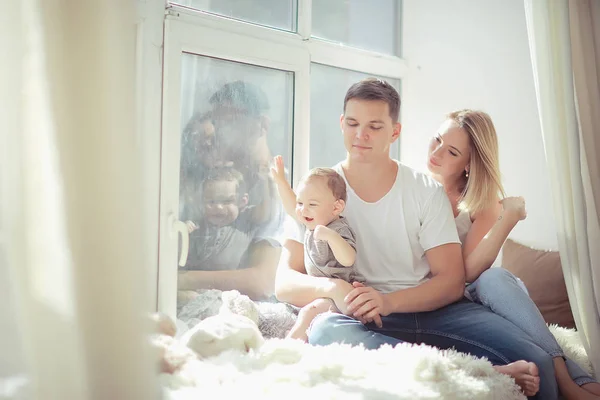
[177,289,299,339]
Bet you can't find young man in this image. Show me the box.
[275,78,558,399]
[177,81,282,300]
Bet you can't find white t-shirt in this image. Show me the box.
[284,160,460,293]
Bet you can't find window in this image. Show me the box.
[157,1,406,318]
[312,0,402,56]
[171,0,297,31]
[309,64,401,168]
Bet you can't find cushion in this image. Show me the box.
[502,239,575,328]
[179,313,264,358]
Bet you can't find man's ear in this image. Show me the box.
[260,115,270,136]
[333,199,345,216]
[340,114,345,133]
[392,122,402,142]
[239,193,249,209]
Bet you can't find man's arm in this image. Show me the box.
[274,239,354,309]
[177,240,281,300]
[347,185,465,320]
[381,185,467,312]
[346,243,465,321]
[385,242,465,312]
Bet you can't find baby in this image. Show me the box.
[184,167,259,271]
[270,155,362,341]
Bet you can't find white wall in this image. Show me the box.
[400,0,558,250]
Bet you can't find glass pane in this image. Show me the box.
[312,0,402,56]
[177,53,292,319]
[309,63,401,169]
[172,0,297,32]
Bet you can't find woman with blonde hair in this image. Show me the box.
[428,109,599,399]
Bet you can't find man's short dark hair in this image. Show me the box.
[209,81,269,116]
[343,78,401,122]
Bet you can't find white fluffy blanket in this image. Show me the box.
[165,290,593,400]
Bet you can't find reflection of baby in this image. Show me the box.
[271,156,362,341]
[184,168,258,271]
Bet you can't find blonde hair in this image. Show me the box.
[302,168,347,202]
[447,110,505,215]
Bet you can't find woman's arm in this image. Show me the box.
[463,197,527,283]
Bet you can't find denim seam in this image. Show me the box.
[376,328,414,335]
[477,296,565,358]
[418,329,511,364]
[574,376,598,386]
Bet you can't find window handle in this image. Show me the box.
[169,214,189,267]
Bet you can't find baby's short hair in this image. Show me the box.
[202,167,247,196]
[303,168,347,202]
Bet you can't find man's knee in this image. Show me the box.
[307,312,345,346]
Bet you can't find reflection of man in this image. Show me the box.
[177,81,282,300]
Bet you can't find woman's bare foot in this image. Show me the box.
[555,357,600,400]
[582,383,600,396]
[495,360,540,396]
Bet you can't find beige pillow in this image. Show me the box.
[502,239,575,328]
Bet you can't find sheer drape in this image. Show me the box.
[0,1,158,398]
[524,0,600,375]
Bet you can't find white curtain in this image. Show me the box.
[524,0,600,375]
[0,1,158,399]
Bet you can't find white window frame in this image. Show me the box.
[154,1,407,316]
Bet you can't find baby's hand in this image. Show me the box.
[313,225,332,241]
[185,220,198,233]
[269,155,287,184]
[500,196,527,221]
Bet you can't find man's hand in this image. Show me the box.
[345,282,390,328]
[313,225,333,241]
[325,279,354,315]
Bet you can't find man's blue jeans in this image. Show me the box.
[308,298,558,400]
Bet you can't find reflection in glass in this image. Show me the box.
[309,63,401,169]
[176,54,293,324]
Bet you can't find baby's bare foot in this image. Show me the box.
[495,360,539,396]
[150,312,177,337]
[287,299,336,342]
[286,320,310,342]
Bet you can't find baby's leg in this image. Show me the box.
[287,298,339,342]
